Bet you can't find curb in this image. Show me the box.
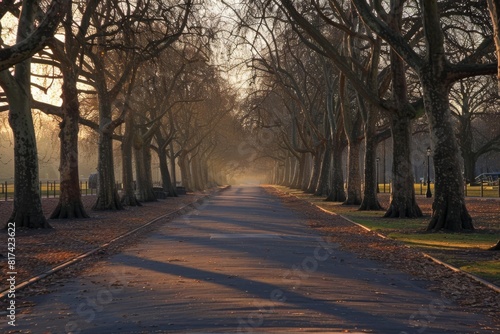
[274,186,500,294]
[0,185,230,300]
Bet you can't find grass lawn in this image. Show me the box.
[274,185,500,286]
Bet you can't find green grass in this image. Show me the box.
[460,261,500,286]
[386,232,498,250]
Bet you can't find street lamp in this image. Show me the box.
[426,147,432,198]
[376,157,380,193]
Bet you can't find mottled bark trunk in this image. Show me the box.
[421,70,473,231]
[120,113,141,206]
[92,80,123,210]
[326,136,346,202]
[158,149,177,197]
[306,150,323,193]
[281,155,292,186]
[179,153,191,191]
[383,3,421,218]
[1,4,48,228]
[301,153,312,191]
[384,114,422,218]
[134,135,156,202]
[359,111,383,211]
[51,69,89,218]
[93,130,122,210]
[290,155,304,189]
[191,156,203,191]
[315,142,331,196]
[458,120,476,183]
[344,139,362,205]
[2,76,49,228]
[169,142,177,187]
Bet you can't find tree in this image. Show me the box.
[450,77,500,183]
[0,0,66,71]
[0,0,61,228]
[47,0,100,219]
[79,0,192,210]
[351,0,496,230]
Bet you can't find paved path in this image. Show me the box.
[6,186,496,333]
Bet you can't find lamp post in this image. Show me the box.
[376,157,380,193]
[426,147,432,198]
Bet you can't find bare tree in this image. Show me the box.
[0,0,63,227]
[0,0,66,71]
[79,0,192,210]
[352,0,496,230]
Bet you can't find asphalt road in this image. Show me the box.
[5,186,496,333]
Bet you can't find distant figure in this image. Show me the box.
[88,172,98,190]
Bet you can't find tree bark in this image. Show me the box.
[487,0,500,94]
[326,134,346,202]
[384,114,422,218]
[134,131,156,202]
[92,73,123,210]
[383,0,421,218]
[344,139,362,205]
[421,69,473,231]
[306,149,323,193]
[178,152,192,191]
[158,148,177,197]
[315,142,331,196]
[1,1,49,228]
[290,154,305,189]
[120,112,141,206]
[51,67,89,218]
[358,113,383,211]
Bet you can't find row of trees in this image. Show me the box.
[2,1,499,233]
[226,0,500,232]
[0,0,248,228]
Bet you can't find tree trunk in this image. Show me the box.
[384,114,422,218]
[315,142,331,196]
[169,142,177,187]
[51,69,89,218]
[290,154,305,189]
[1,76,49,228]
[93,130,122,210]
[344,139,362,205]
[458,117,476,184]
[191,155,203,191]
[92,79,123,210]
[134,134,156,202]
[179,153,191,191]
[301,153,312,191]
[421,69,473,231]
[0,3,48,228]
[306,150,323,193]
[158,149,177,197]
[383,2,421,218]
[326,135,346,202]
[359,109,383,211]
[281,155,292,186]
[120,112,141,206]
